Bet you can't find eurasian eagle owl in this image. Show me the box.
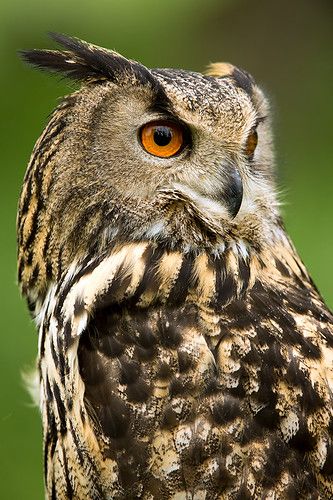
[18,33,333,499]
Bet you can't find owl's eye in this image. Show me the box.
[140,120,185,158]
[244,129,258,158]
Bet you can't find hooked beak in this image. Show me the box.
[164,162,243,222]
[221,164,243,219]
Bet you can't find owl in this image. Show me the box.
[18,33,333,499]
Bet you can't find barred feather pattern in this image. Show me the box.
[37,235,333,499]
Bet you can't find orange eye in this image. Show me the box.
[140,120,185,158]
[245,129,258,158]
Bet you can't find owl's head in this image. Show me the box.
[18,34,278,301]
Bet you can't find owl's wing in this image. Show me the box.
[39,241,333,498]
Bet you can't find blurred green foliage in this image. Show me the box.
[0,0,332,497]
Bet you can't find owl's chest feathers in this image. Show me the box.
[37,237,328,402]
[39,238,333,497]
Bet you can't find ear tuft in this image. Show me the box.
[205,62,235,78]
[20,32,156,86]
[206,62,254,96]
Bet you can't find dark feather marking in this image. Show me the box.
[44,378,57,480]
[24,208,39,250]
[238,256,250,295]
[17,258,25,283]
[167,252,195,306]
[285,287,313,315]
[33,137,60,177]
[177,350,195,373]
[39,317,49,358]
[228,378,247,398]
[134,344,155,361]
[26,251,33,267]
[45,260,53,281]
[211,397,242,425]
[99,334,125,359]
[240,418,264,445]
[289,415,316,452]
[242,344,262,365]
[54,252,107,317]
[126,245,157,304]
[212,460,235,494]
[286,358,306,387]
[45,375,54,402]
[67,396,73,411]
[51,480,57,500]
[63,320,73,351]
[274,258,291,277]
[52,382,67,436]
[301,380,325,413]
[204,376,222,395]
[44,429,55,483]
[119,358,141,385]
[161,405,179,429]
[261,342,287,368]
[94,396,130,440]
[254,404,280,430]
[50,335,59,369]
[320,327,333,347]
[156,362,173,380]
[136,245,165,301]
[126,380,152,403]
[322,445,333,475]
[56,332,67,378]
[133,315,157,348]
[261,437,290,488]
[61,442,74,499]
[169,376,193,397]
[224,300,253,329]
[38,115,67,154]
[29,262,40,288]
[20,174,33,216]
[73,296,85,317]
[234,484,252,500]
[116,440,149,492]
[94,262,132,310]
[157,313,182,349]
[79,336,106,386]
[68,421,84,467]
[184,439,207,466]
[213,254,226,304]
[217,273,237,308]
[231,67,254,96]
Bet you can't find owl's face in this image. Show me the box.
[79,67,270,212]
[18,34,278,298]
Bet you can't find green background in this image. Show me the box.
[1,0,332,498]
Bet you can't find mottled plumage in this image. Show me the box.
[18,34,333,499]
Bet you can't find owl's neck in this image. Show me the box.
[33,229,317,332]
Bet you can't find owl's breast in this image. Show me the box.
[78,303,222,498]
[41,241,333,498]
[77,294,324,499]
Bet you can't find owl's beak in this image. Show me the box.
[222,165,243,219]
[166,163,243,222]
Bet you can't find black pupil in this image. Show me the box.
[153,126,172,147]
